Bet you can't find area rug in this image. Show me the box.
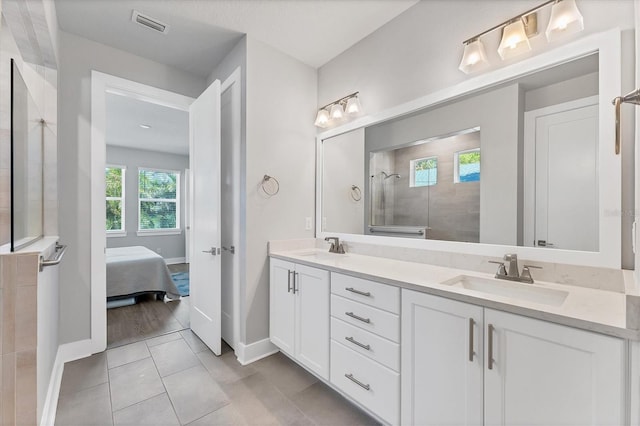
[171,272,190,296]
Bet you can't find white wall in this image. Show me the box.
[322,128,365,234]
[57,30,206,344]
[318,0,636,269]
[244,36,317,344]
[106,146,189,260]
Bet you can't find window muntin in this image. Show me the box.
[106,166,125,232]
[138,168,180,231]
[454,149,480,183]
[410,156,438,187]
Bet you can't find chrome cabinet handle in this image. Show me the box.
[468,318,475,362]
[287,270,292,293]
[345,373,370,391]
[345,312,370,324]
[488,324,495,370]
[345,287,371,297]
[345,336,371,351]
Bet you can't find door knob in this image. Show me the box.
[222,246,235,254]
[202,247,218,256]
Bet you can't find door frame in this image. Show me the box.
[90,70,242,354]
[522,95,599,249]
[220,67,243,351]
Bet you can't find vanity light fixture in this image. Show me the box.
[458,0,584,74]
[314,92,362,128]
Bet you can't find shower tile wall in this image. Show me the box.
[392,132,480,242]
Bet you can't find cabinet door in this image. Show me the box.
[269,258,295,355]
[484,309,625,426]
[401,290,484,426]
[295,264,330,379]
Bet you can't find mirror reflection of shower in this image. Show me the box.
[370,170,400,226]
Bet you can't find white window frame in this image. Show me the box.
[454,148,480,184]
[137,167,181,236]
[410,156,438,188]
[106,164,126,237]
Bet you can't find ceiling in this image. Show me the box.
[54,0,418,76]
[106,93,189,156]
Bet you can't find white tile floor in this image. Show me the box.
[56,328,377,425]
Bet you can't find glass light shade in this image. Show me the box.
[345,96,362,115]
[458,39,489,74]
[314,108,330,128]
[545,0,584,41]
[497,20,531,60]
[329,103,344,120]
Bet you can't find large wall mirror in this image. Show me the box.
[318,30,621,268]
[11,59,44,251]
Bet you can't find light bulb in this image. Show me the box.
[459,39,489,74]
[546,0,584,41]
[329,103,344,120]
[497,19,531,60]
[345,96,362,115]
[314,109,330,128]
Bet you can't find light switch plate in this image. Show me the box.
[305,217,312,230]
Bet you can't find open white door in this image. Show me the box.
[189,80,222,355]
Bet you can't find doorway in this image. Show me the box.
[90,70,242,355]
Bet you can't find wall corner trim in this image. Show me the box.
[235,338,279,365]
[39,339,93,426]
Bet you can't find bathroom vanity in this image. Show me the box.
[269,246,631,425]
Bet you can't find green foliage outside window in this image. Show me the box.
[458,151,480,165]
[414,158,437,171]
[106,167,124,231]
[139,170,178,230]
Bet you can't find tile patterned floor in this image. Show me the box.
[56,329,377,425]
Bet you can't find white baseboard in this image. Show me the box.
[235,338,279,365]
[39,339,94,426]
[165,257,186,265]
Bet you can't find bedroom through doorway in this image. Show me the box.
[93,71,242,355]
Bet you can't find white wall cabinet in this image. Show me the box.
[402,289,626,426]
[269,258,330,379]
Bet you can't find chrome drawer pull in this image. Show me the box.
[345,336,371,351]
[345,287,371,297]
[345,373,370,391]
[345,312,370,324]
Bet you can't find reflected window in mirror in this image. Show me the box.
[454,149,480,183]
[410,157,437,187]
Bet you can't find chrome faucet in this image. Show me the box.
[325,237,345,254]
[489,253,542,284]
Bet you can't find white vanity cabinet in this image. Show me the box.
[329,273,400,425]
[269,258,330,379]
[402,289,626,426]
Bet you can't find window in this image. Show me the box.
[410,156,438,187]
[454,149,480,183]
[138,168,180,234]
[106,166,125,235]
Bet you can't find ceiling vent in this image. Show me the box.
[131,10,169,34]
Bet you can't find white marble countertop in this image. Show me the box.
[270,247,638,340]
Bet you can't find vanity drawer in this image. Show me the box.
[331,295,400,342]
[331,273,400,314]
[331,317,399,371]
[331,340,399,425]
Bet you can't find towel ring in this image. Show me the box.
[261,175,280,196]
[350,185,362,201]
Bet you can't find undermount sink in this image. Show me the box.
[294,250,348,260]
[441,275,568,307]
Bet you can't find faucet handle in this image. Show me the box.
[488,260,507,276]
[520,264,542,283]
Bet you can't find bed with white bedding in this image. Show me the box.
[106,246,180,300]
